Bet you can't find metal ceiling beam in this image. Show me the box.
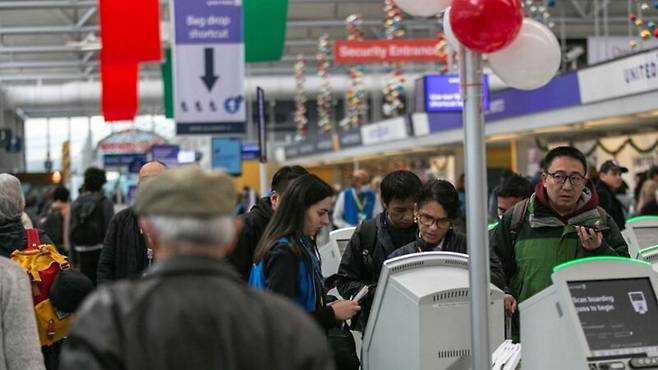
[288,17,630,28]
[0,1,96,9]
[0,71,159,82]
[0,45,80,53]
[0,60,98,69]
[0,25,98,34]
[75,8,97,28]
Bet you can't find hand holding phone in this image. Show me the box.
[353,285,369,302]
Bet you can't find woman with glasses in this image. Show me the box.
[388,179,467,258]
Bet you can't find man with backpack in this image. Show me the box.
[38,186,71,254]
[490,146,629,340]
[69,167,114,285]
[335,170,423,332]
[0,173,94,370]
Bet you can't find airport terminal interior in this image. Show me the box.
[0,0,658,369]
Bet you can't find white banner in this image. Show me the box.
[360,117,409,146]
[578,49,658,104]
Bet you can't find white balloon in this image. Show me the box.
[394,0,451,18]
[488,18,561,90]
[442,7,459,51]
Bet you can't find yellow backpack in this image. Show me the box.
[10,229,71,346]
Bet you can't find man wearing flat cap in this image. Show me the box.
[596,159,629,230]
[60,166,334,370]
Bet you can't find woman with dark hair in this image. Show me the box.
[388,179,467,258]
[250,174,360,329]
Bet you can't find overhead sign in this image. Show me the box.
[334,39,445,64]
[422,74,490,112]
[172,0,246,135]
[360,116,410,146]
[103,153,147,168]
[211,137,242,175]
[151,144,180,167]
[97,129,166,154]
[578,48,658,104]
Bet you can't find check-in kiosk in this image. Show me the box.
[318,227,355,278]
[521,257,658,370]
[622,216,658,258]
[361,252,505,370]
[637,245,658,273]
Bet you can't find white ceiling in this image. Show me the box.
[0,0,651,117]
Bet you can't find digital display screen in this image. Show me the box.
[211,138,242,176]
[634,226,658,249]
[568,278,658,355]
[423,74,489,112]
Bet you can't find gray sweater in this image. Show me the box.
[0,257,45,370]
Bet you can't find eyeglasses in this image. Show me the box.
[545,171,586,187]
[417,214,451,228]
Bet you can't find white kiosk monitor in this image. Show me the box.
[318,227,356,278]
[521,256,658,370]
[638,245,658,273]
[622,216,658,259]
[361,252,505,370]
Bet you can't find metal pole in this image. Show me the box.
[459,46,491,370]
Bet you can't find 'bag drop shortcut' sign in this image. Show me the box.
[172,0,246,135]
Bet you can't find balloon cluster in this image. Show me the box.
[293,54,308,141]
[523,0,556,29]
[629,0,658,49]
[382,0,406,118]
[344,14,367,129]
[442,0,561,90]
[316,34,333,134]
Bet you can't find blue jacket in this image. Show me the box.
[343,188,377,226]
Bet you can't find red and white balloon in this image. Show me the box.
[393,0,451,17]
[449,0,523,53]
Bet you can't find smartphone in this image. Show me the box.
[353,285,369,302]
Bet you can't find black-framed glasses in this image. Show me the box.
[417,213,451,228]
[545,171,586,187]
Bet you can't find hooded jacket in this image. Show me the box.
[490,182,629,305]
[227,197,274,280]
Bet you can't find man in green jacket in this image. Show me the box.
[490,146,628,339]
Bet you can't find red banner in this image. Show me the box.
[100,0,161,64]
[101,60,138,122]
[334,39,446,64]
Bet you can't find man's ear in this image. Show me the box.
[139,217,159,253]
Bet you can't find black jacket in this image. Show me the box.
[388,229,467,259]
[59,255,334,370]
[0,221,53,257]
[335,212,417,331]
[227,197,273,280]
[69,192,114,265]
[97,208,147,285]
[596,180,626,230]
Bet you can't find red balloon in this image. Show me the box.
[450,0,523,53]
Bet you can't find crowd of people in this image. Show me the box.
[0,145,643,369]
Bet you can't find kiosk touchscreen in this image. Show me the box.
[521,257,658,370]
[361,252,505,370]
[622,216,658,258]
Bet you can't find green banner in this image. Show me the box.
[161,49,174,118]
[244,0,288,62]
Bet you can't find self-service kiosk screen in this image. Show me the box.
[634,226,658,249]
[568,278,658,354]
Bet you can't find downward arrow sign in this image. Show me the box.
[201,48,219,91]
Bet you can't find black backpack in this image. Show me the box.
[70,195,106,245]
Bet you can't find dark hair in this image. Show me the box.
[83,167,106,192]
[648,165,658,179]
[52,187,70,202]
[271,165,309,194]
[543,146,587,175]
[254,174,334,262]
[416,179,460,219]
[380,170,422,205]
[496,174,533,199]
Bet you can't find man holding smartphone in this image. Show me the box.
[489,146,629,341]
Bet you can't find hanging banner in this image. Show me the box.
[172,0,246,135]
[334,39,445,64]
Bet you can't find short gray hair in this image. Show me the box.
[147,215,235,251]
[0,174,25,224]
